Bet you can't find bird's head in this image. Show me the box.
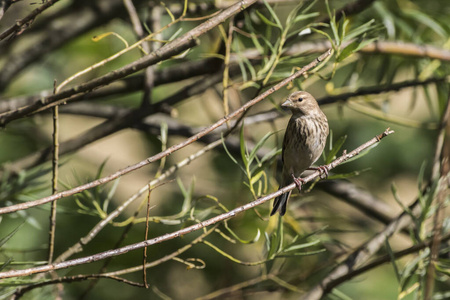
[281,91,320,116]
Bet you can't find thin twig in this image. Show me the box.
[301,174,434,300]
[0,0,258,126]
[300,232,450,299]
[0,127,393,279]
[0,49,331,215]
[13,274,145,299]
[47,82,59,264]
[424,91,450,299]
[282,40,450,62]
[318,76,449,106]
[143,187,151,289]
[0,0,61,40]
[15,226,218,298]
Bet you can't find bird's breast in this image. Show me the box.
[282,114,328,177]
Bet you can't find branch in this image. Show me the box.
[0,0,61,40]
[3,74,437,176]
[0,0,13,21]
[0,0,259,126]
[301,191,423,300]
[283,40,450,62]
[0,0,129,92]
[1,68,228,174]
[0,49,331,215]
[316,180,395,225]
[0,57,222,114]
[1,40,446,114]
[0,127,393,279]
[343,232,450,283]
[15,225,218,298]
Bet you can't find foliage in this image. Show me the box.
[0,0,448,299]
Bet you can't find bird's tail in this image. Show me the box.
[270,189,292,216]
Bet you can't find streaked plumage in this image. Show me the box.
[271,91,329,216]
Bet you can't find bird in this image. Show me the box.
[271,91,329,216]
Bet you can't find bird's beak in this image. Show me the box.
[281,99,293,108]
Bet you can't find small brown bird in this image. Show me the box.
[271,91,329,216]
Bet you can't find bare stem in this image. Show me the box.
[0,127,393,280]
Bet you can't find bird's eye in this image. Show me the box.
[297,97,304,102]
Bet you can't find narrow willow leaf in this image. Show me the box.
[222,136,245,173]
[261,148,281,164]
[224,222,261,244]
[262,0,282,29]
[0,257,12,272]
[244,13,265,54]
[339,143,379,165]
[385,239,401,283]
[403,8,447,38]
[293,12,320,23]
[325,135,347,164]
[248,131,275,165]
[0,223,23,248]
[326,169,369,180]
[311,28,335,48]
[343,19,376,41]
[240,124,249,167]
[250,170,265,186]
[353,37,378,52]
[337,40,359,62]
[256,10,281,29]
[283,239,321,252]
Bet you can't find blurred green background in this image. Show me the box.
[0,0,449,299]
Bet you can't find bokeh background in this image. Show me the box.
[0,0,449,299]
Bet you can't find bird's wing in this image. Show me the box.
[281,117,293,164]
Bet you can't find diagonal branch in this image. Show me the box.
[0,127,393,279]
[0,0,61,40]
[0,49,332,215]
[301,191,423,300]
[0,0,258,126]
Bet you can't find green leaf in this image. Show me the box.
[283,239,321,252]
[325,0,339,45]
[0,223,23,248]
[244,12,265,54]
[261,148,281,164]
[221,134,238,164]
[339,17,349,44]
[264,232,272,253]
[276,214,284,253]
[337,40,359,62]
[326,169,369,180]
[248,131,275,165]
[256,11,281,29]
[391,183,414,218]
[224,222,261,244]
[168,27,183,42]
[353,37,378,52]
[311,28,335,49]
[293,12,320,23]
[340,143,379,165]
[385,239,401,283]
[343,19,376,41]
[266,232,279,259]
[250,170,265,186]
[403,8,447,38]
[0,257,12,272]
[239,124,248,167]
[262,0,282,29]
[103,178,120,212]
[325,135,347,164]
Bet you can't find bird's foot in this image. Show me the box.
[291,174,305,192]
[308,165,329,179]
